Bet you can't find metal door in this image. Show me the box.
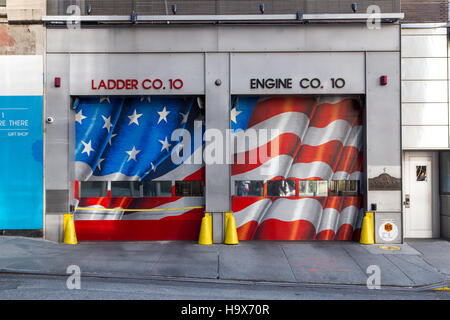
[404,152,433,238]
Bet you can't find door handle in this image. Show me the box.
[403,194,410,208]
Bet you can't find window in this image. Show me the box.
[330,180,360,196]
[143,181,172,197]
[267,180,296,197]
[416,166,427,182]
[175,181,204,197]
[111,181,140,197]
[235,181,264,197]
[299,181,328,197]
[0,0,5,7]
[79,181,108,198]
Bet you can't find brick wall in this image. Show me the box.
[0,0,45,55]
[401,0,448,23]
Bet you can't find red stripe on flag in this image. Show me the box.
[254,219,316,240]
[316,230,336,241]
[310,99,361,128]
[247,97,317,128]
[231,196,267,213]
[335,224,354,241]
[183,166,205,181]
[293,140,343,166]
[334,147,361,173]
[237,220,259,240]
[75,210,203,241]
[232,133,301,176]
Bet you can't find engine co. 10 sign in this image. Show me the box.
[91,78,184,91]
[250,78,346,90]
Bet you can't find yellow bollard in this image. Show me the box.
[198,214,213,245]
[360,212,375,245]
[224,213,239,245]
[63,214,78,245]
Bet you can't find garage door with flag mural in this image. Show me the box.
[231,96,364,241]
[73,96,205,241]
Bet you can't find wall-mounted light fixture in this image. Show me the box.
[131,11,137,24]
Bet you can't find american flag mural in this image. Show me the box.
[73,96,205,241]
[73,95,364,241]
[231,96,364,241]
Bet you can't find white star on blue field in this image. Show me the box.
[75,96,204,180]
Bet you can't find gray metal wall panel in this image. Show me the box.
[44,212,63,242]
[47,25,400,54]
[46,190,69,213]
[46,54,71,191]
[205,53,231,209]
[69,53,205,95]
[205,53,230,243]
[230,52,365,95]
[366,52,402,212]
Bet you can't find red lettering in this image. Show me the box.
[117,80,125,90]
[126,79,132,90]
[98,80,106,90]
[153,79,163,90]
[142,79,152,90]
[107,79,116,90]
[131,79,138,90]
[91,80,97,90]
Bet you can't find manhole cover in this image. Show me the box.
[378,245,401,251]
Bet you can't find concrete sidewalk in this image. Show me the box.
[0,236,449,289]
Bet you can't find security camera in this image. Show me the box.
[46,117,54,124]
[351,3,358,13]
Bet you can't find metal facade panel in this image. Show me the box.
[46,54,71,190]
[402,80,448,103]
[402,25,447,36]
[402,126,449,149]
[230,52,365,95]
[69,53,205,95]
[402,58,448,80]
[402,103,449,126]
[374,212,402,244]
[366,52,401,167]
[366,52,401,214]
[205,53,230,217]
[47,25,400,53]
[402,35,448,58]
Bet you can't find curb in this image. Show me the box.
[1,268,449,292]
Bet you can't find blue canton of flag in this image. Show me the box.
[75,96,204,181]
[230,96,258,132]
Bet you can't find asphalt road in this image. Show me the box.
[0,273,449,300]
